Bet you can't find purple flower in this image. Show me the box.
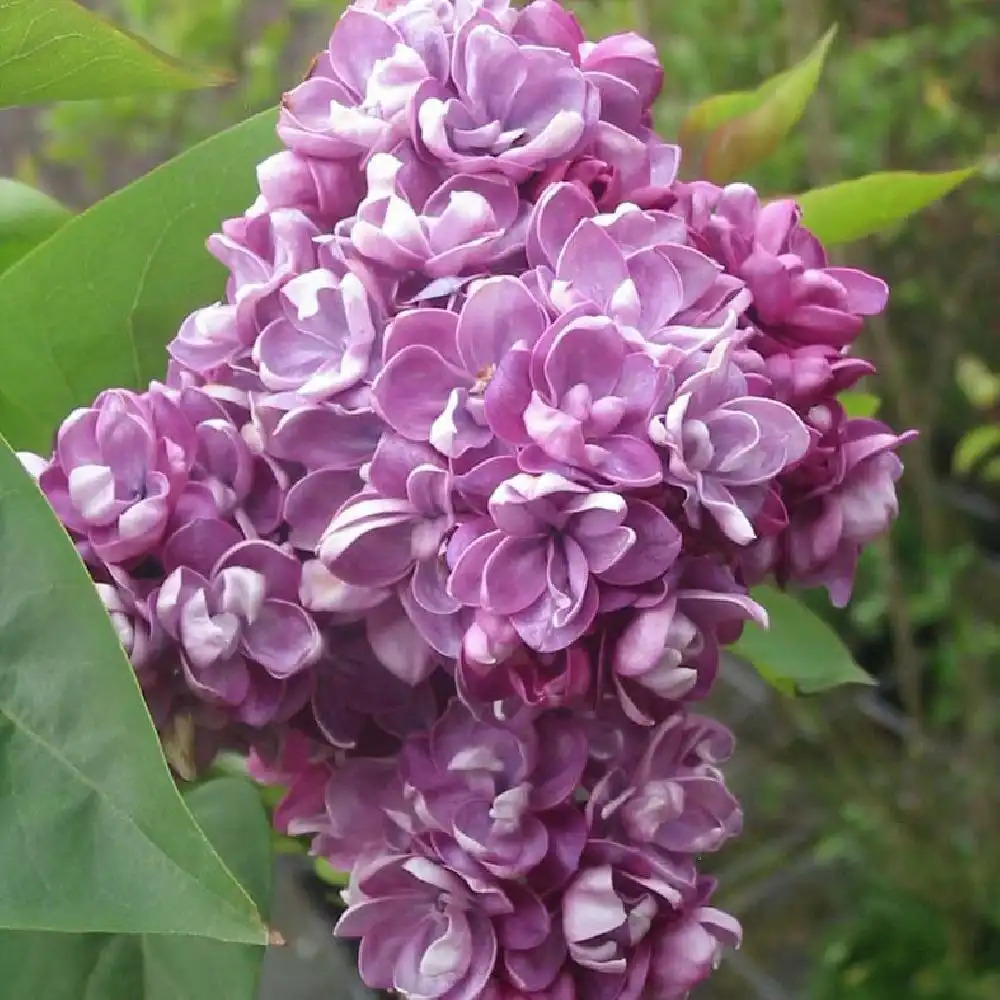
[309,626,441,753]
[402,701,589,881]
[560,843,691,994]
[347,144,528,278]
[414,16,599,180]
[254,265,379,400]
[335,846,502,1000]
[677,182,888,347]
[278,4,450,160]
[489,311,666,488]
[39,389,195,564]
[250,150,365,229]
[319,435,465,678]
[372,276,548,457]
[447,472,681,652]
[647,901,742,1000]
[526,184,747,340]
[154,540,321,726]
[612,559,766,706]
[764,416,915,605]
[458,636,591,711]
[649,334,811,544]
[590,711,742,855]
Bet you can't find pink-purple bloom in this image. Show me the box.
[25,1,915,997]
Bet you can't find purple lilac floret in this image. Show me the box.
[21,1,916,998]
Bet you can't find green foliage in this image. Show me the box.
[695,26,838,182]
[838,391,881,419]
[0,109,279,452]
[0,0,224,107]
[0,778,272,1000]
[798,166,980,245]
[0,435,265,943]
[735,586,875,694]
[0,178,70,272]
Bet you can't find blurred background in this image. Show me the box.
[3,1,998,997]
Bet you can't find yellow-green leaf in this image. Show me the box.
[702,26,837,183]
[797,167,979,245]
[953,425,1000,475]
[0,0,226,107]
[838,391,881,419]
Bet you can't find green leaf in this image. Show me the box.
[0,435,265,942]
[953,424,1000,475]
[797,167,979,245]
[702,25,837,183]
[0,0,226,107]
[838,390,881,419]
[680,50,812,139]
[0,178,71,273]
[0,778,272,1000]
[734,585,875,694]
[0,109,280,452]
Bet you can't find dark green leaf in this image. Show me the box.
[838,390,881,419]
[0,0,226,107]
[0,778,272,1000]
[0,109,280,452]
[797,167,978,245]
[703,26,837,183]
[0,178,71,273]
[0,435,265,941]
[734,585,875,694]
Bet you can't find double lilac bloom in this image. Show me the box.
[25,2,914,999]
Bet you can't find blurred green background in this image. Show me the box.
[2,1,997,997]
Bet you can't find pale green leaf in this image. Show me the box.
[734,585,874,694]
[953,424,1000,475]
[838,391,881,419]
[0,0,225,107]
[797,167,978,245]
[0,435,264,941]
[0,109,280,452]
[0,178,70,272]
[703,26,837,183]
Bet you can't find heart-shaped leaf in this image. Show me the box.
[0,0,225,107]
[0,109,280,452]
[0,434,265,942]
[734,585,874,694]
[0,777,272,1000]
[0,178,71,273]
[701,26,837,183]
[797,167,979,245]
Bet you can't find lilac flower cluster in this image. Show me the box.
[24,1,912,997]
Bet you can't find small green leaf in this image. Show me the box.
[734,585,875,694]
[0,435,265,942]
[953,424,1000,475]
[797,167,978,245]
[838,391,881,419]
[0,109,280,452]
[0,0,226,107]
[0,178,71,273]
[955,355,1000,410]
[702,26,837,183]
[0,778,272,1000]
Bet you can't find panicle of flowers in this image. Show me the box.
[22,1,914,997]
